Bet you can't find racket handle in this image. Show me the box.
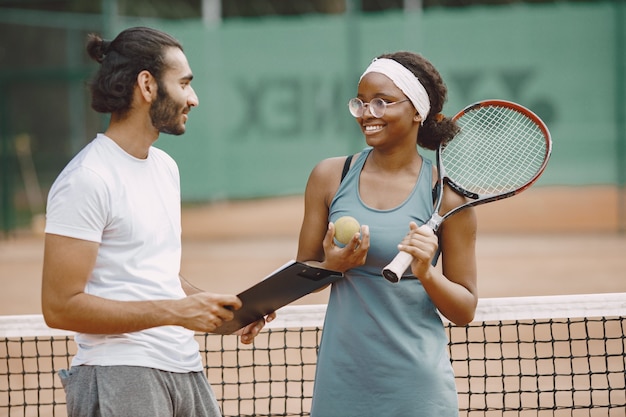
[382,251,413,283]
[382,222,438,283]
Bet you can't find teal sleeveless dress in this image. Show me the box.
[310,148,459,417]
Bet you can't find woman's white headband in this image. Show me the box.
[360,58,430,124]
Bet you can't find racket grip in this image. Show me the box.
[382,251,413,283]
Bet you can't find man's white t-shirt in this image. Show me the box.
[45,134,202,372]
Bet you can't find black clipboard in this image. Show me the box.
[213,261,343,335]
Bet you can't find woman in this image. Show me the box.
[296,51,478,416]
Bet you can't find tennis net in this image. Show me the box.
[1,293,625,417]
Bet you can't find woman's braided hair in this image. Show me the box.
[378,51,459,151]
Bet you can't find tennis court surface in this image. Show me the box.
[1,187,625,416]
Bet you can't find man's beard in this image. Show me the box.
[150,82,187,135]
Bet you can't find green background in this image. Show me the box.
[151,3,624,200]
[0,2,624,231]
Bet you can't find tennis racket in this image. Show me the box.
[382,99,552,283]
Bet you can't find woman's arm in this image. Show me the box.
[398,185,478,326]
[296,157,369,273]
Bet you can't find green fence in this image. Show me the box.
[0,2,625,232]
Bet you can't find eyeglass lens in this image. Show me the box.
[348,98,387,118]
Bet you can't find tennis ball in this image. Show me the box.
[334,216,361,245]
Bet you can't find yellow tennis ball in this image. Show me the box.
[334,216,361,245]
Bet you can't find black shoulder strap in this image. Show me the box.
[430,161,442,266]
[340,154,354,183]
[432,182,440,204]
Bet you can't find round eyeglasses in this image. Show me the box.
[348,97,410,118]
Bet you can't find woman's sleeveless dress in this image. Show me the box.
[310,148,459,417]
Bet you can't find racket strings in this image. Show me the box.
[442,105,548,195]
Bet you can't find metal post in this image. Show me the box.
[345,0,362,85]
[403,0,423,11]
[202,0,222,27]
[68,30,86,155]
[403,0,423,51]
[346,0,363,150]
[0,81,14,236]
[101,0,118,38]
[616,0,626,233]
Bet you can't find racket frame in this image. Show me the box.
[381,99,552,283]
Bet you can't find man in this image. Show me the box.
[42,27,272,417]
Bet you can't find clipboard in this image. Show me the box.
[213,261,343,335]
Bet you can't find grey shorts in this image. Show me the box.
[59,365,222,417]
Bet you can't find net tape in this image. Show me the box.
[2,293,625,417]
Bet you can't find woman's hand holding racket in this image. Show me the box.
[382,99,552,283]
[396,222,439,280]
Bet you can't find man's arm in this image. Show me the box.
[178,272,276,344]
[41,233,241,334]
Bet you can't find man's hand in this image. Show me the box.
[174,292,242,333]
